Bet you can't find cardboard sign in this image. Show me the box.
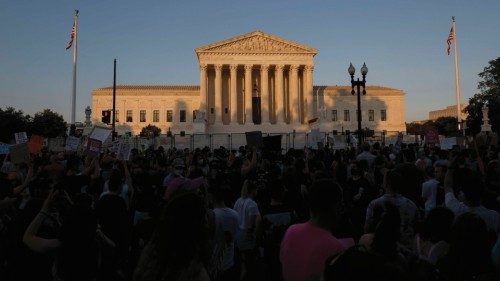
[89,127,112,143]
[263,135,282,151]
[440,137,457,150]
[15,132,28,144]
[0,144,11,155]
[10,143,30,164]
[245,131,263,149]
[425,129,439,145]
[86,138,102,157]
[65,136,81,151]
[28,135,44,154]
[117,139,132,161]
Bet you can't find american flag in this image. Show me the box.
[66,19,76,50]
[446,27,454,55]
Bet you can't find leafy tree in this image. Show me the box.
[406,117,458,137]
[30,109,67,138]
[0,107,31,143]
[140,124,161,138]
[464,57,500,135]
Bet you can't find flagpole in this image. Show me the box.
[452,16,462,131]
[71,10,79,125]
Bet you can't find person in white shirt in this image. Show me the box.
[209,184,239,280]
[422,163,447,215]
[444,165,500,234]
[356,143,376,168]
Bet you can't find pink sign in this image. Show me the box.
[425,129,439,145]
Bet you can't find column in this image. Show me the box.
[305,65,314,122]
[244,64,252,124]
[230,65,238,125]
[260,64,269,124]
[214,64,223,124]
[199,64,208,113]
[289,65,299,125]
[274,65,284,123]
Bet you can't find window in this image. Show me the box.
[115,110,119,123]
[211,108,214,114]
[193,110,196,121]
[369,110,374,121]
[180,110,186,122]
[140,110,146,122]
[153,110,159,122]
[381,109,387,121]
[167,110,173,122]
[344,110,350,122]
[331,110,338,122]
[126,110,133,122]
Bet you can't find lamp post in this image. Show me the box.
[348,62,368,147]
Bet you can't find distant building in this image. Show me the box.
[429,104,467,121]
[91,31,406,135]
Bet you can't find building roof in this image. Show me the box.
[195,30,317,59]
[94,85,200,91]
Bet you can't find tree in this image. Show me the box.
[140,124,161,138]
[464,57,500,135]
[0,107,31,143]
[434,117,459,136]
[30,109,67,138]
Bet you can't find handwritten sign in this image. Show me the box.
[86,138,102,157]
[0,144,10,155]
[425,129,439,145]
[245,131,263,149]
[89,127,112,143]
[28,135,44,154]
[15,132,28,144]
[10,143,30,164]
[440,137,457,150]
[65,136,81,151]
[117,139,132,161]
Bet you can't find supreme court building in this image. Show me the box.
[91,31,406,135]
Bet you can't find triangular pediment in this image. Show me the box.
[195,31,317,54]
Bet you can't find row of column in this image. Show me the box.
[199,63,314,125]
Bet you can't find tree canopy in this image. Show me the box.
[464,57,500,135]
[140,124,161,138]
[0,107,31,143]
[30,109,67,138]
[406,117,459,137]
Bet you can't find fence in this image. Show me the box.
[42,131,424,153]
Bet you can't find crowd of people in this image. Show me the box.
[0,140,499,281]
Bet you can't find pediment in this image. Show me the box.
[195,31,317,54]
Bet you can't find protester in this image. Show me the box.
[280,179,350,281]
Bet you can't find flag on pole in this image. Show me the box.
[446,27,454,55]
[66,19,76,50]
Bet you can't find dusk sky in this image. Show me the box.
[1,0,499,123]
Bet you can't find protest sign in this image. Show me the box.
[86,138,102,157]
[89,127,112,143]
[117,139,132,161]
[14,132,28,144]
[332,135,347,149]
[0,144,10,155]
[27,135,44,154]
[263,135,282,151]
[309,129,322,149]
[245,131,263,149]
[440,137,457,150]
[425,129,439,145]
[65,136,81,151]
[10,143,29,164]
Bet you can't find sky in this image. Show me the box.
[1,0,499,123]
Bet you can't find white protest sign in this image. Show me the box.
[15,132,28,144]
[0,144,10,155]
[89,127,112,143]
[440,137,457,150]
[309,129,322,149]
[65,136,81,151]
[332,135,347,149]
[117,139,132,161]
